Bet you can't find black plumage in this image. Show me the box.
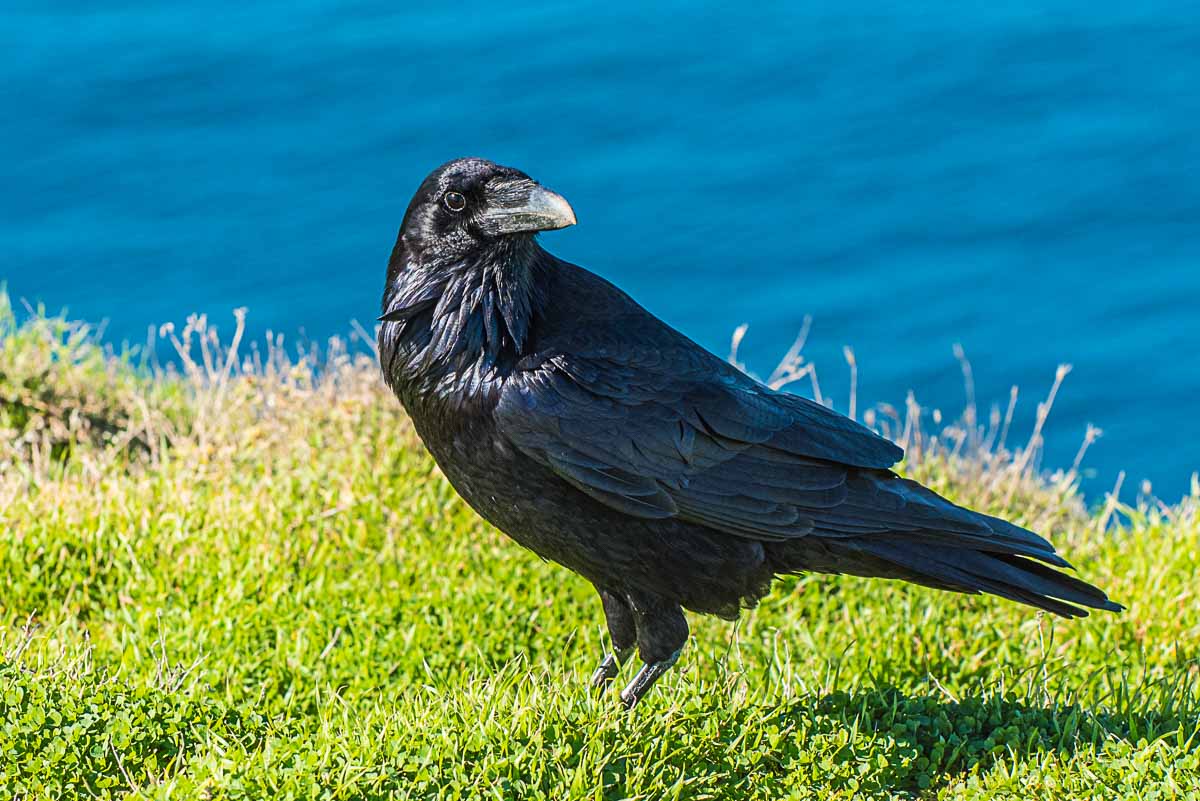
[378,158,1122,707]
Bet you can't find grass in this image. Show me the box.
[1,291,1198,799]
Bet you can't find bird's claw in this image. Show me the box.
[619,649,681,709]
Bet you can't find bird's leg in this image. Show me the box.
[619,594,689,709]
[590,587,636,688]
[590,649,634,688]
[620,648,682,709]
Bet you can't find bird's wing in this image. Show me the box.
[491,315,1103,616]
[494,338,934,542]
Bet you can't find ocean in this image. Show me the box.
[3,1,1198,498]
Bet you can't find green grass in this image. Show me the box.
[1,293,1198,799]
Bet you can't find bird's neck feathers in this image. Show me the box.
[379,235,550,398]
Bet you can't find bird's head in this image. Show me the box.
[380,159,576,378]
[396,157,576,265]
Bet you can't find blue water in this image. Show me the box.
[3,2,1199,499]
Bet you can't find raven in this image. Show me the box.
[378,158,1121,708]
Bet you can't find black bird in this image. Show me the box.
[378,158,1121,708]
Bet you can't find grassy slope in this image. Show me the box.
[1,297,1198,800]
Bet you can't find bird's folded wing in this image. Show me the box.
[495,350,1064,565]
[495,345,917,541]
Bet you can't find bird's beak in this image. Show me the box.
[480,179,577,236]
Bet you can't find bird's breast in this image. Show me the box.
[411,404,544,529]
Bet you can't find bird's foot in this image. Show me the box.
[619,649,681,709]
[589,647,633,689]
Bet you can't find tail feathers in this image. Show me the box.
[884,529,1070,569]
[972,509,1074,568]
[820,472,1073,568]
[850,537,1123,618]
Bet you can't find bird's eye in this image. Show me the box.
[444,191,467,212]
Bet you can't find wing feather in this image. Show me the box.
[496,345,903,543]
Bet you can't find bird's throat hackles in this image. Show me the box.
[380,233,551,401]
